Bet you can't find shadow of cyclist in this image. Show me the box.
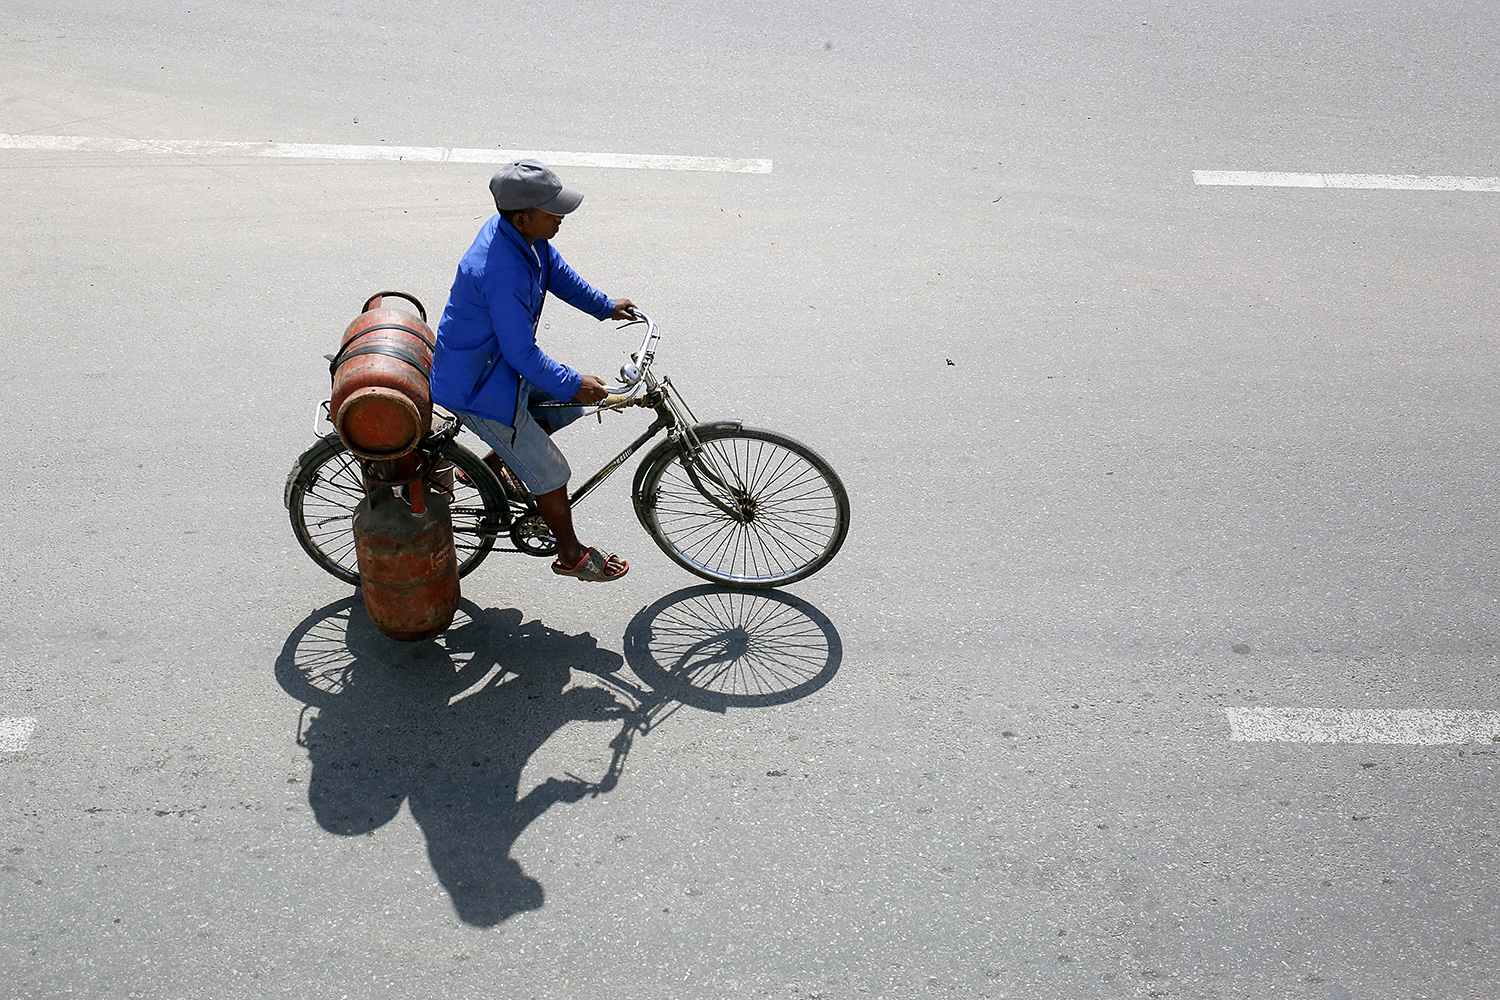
[277,586,843,927]
[280,597,626,927]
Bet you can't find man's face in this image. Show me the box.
[513,207,564,243]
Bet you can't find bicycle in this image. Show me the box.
[284,310,850,589]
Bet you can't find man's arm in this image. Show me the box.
[538,245,635,401]
[485,280,582,404]
[545,244,630,320]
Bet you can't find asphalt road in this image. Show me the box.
[2,1,1498,998]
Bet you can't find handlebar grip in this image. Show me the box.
[599,392,633,408]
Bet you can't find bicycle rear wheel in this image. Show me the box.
[285,436,506,586]
[632,424,849,588]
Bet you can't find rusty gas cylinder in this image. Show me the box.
[329,291,435,460]
[352,481,460,642]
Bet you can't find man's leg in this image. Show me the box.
[459,407,627,580]
[481,450,529,498]
[480,399,564,493]
[534,486,624,576]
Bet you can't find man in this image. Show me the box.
[430,159,635,582]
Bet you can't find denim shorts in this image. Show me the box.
[457,380,585,496]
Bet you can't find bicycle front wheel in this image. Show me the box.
[285,436,507,586]
[632,424,849,588]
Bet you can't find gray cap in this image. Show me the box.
[489,159,584,215]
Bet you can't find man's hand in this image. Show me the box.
[609,298,638,321]
[572,373,609,404]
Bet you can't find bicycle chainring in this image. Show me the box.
[511,513,559,557]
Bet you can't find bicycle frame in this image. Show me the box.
[565,395,674,508]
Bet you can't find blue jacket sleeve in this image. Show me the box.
[545,243,615,319]
[483,263,582,404]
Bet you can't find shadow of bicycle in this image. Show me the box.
[274,586,841,927]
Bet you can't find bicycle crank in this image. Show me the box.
[511,513,559,556]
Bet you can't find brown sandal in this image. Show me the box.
[551,547,629,582]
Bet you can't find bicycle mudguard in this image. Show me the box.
[284,436,342,511]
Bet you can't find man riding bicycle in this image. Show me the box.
[430,159,635,582]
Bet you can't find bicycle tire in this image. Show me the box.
[285,435,506,586]
[632,423,850,588]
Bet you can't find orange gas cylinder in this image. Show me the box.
[352,482,460,642]
[330,291,435,460]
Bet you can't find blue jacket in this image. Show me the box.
[431,215,614,424]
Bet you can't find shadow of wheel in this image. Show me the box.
[622,585,842,711]
[274,595,500,709]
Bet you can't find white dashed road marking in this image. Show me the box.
[0,717,37,752]
[0,133,773,173]
[1226,708,1500,745]
[1194,170,1500,192]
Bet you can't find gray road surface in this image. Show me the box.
[2,2,1498,998]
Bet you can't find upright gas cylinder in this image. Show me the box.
[352,475,460,642]
[330,291,435,461]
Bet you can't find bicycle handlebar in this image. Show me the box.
[595,309,659,402]
[596,392,637,409]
